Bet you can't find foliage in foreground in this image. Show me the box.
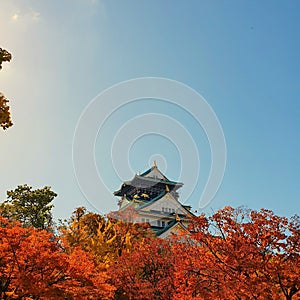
[0,216,114,299]
[0,203,299,300]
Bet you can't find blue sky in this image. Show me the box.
[0,1,299,220]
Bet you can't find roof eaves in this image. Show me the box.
[156,220,188,237]
[156,219,177,236]
[138,190,167,209]
[139,166,154,177]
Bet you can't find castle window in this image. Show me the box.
[162,221,165,227]
[157,220,161,227]
[141,218,145,223]
[162,207,165,212]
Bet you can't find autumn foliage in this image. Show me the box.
[109,237,175,300]
[0,48,13,130]
[0,216,114,299]
[61,207,153,265]
[173,207,300,299]
[0,206,299,299]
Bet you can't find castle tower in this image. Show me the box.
[113,162,194,238]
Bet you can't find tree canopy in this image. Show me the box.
[0,47,13,130]
[61,207,153,265]
[0,216,114,299]
[1,201,299,299]
[0,48,12,70]
[109,206,300,300]
[0,93,13,130]
[0,184,57,230]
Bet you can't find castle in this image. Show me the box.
[113,162,194,238]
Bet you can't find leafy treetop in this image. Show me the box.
[1,184,57,230]
[0,47,13,130]
[0,48,12,70]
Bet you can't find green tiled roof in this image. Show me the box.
[155,219,178,236]
[137,190,167,209]
[135,174,183,186]
[139,166,183,185]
